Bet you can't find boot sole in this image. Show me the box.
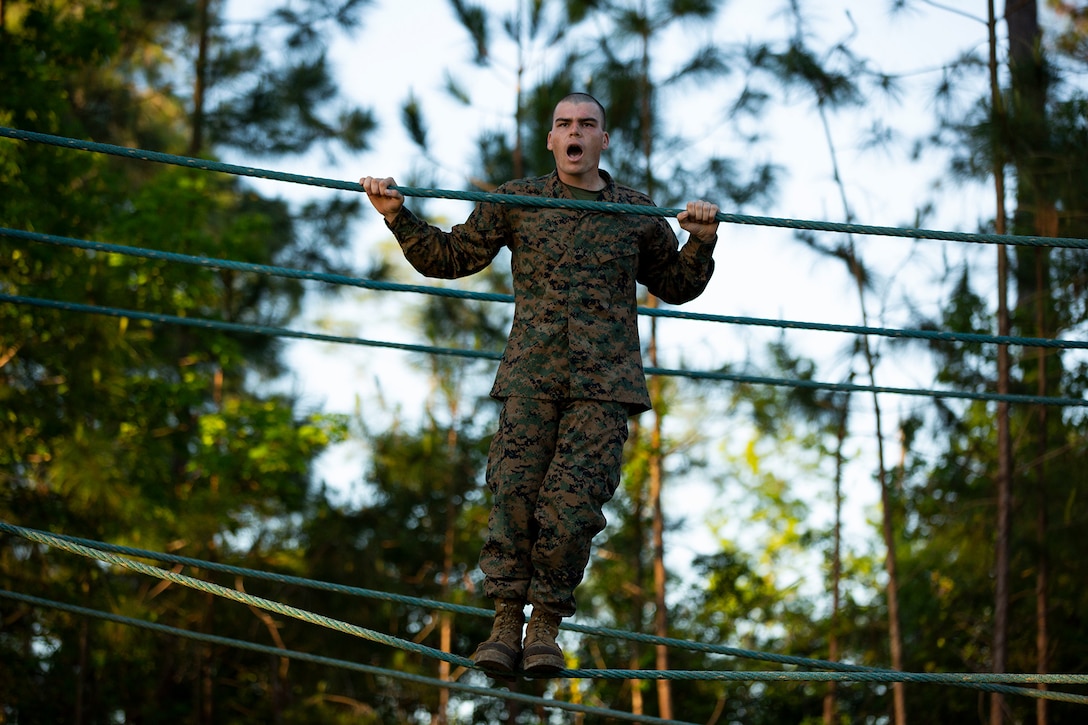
[473,641,521,674]
[522,647,564,674]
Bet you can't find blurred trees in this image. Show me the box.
[891,1,1088,723]
[3,0,1088,724]
[1,0,365,721]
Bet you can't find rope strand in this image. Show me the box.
[2,126,1087,249]
[3,524,1087,705]
[3,293,1085,407]
[5,225,1085,351]
[4,124,1088,711]
[0,590,697,725]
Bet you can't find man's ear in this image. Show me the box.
[601,131,610,150]
[546,130,554,150]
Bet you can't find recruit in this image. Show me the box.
[361,91,720,676]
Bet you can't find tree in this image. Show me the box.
[898,0,1088,721]
[0,1,372,720]
[745,1,910,719]
[389,96,514,720]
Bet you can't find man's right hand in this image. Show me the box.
[360,176,404,223]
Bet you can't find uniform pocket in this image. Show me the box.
[589,238,637,265]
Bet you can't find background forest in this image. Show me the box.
[2,0,1087,724]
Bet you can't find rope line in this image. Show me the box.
[0,522,920,668]
[2,522,477,668]
[5,225,1086,352]
[0,590,696,725]
[391,185,1088,250]
[3,523,1087,704]
[1,292,501,360]
[5,127,1088,703]
[4,293,1086,407]
[3,126,1087,249]
[551,670,1088,685]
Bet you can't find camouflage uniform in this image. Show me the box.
[387,170,716,615]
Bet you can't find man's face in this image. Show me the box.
[547,100,609,184]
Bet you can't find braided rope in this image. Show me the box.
[4,125,1088,704]
[3,522,1087,704]
[0,521,895,667]
[4,293,1086,407]
[3,522,474,669]
[2,126,1087,249]
[0,590,696,725]
[5,225,1085,351]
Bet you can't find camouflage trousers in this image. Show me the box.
[480,396,630,617]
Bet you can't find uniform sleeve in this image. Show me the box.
[636,217,717,305]
[387,201,509,280]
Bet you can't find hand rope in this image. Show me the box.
[3,126,1087,249]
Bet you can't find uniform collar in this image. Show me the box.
[545,169,616,200]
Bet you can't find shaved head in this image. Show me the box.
[553,93,606,130]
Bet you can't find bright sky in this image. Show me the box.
[227,0,1009,590]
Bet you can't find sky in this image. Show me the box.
[225,0,1016,592]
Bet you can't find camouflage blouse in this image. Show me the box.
[387,170,717,415]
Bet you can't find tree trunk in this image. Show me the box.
[873,382,906,725]
[823,399,849,724]
[648,321,672,719]
[989,2,1014,722]
[637,18,672,718]
[1030,209,1059,724]
[433,422,461,725]
[1002,3,1052,723]
[190,0,211,156]
[815,96,906,724]
[1033,265,1050,725]
[789,0,906,710]
[629,414,647,716]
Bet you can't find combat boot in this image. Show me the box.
[522,608,564,674]
[472,598,525,673]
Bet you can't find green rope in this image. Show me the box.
[5,225,1086,351]
[0,522,916,669]
[3,292,1086,407]
[0,590,696,725]
[3,522,1087,705]
[1,291,498,360]
[2,126,1087,250]
[391,185,1088,251]
[0,226,509,302]
[0,522,905,669]
[551,670,1088,686]
[3,522,475,670]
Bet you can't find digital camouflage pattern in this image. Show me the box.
[480,396,629,616]
[387,170,717,414]
[386,169,717,614]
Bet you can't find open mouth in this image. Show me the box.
[566,143,584,161]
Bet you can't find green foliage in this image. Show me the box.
[291,419,494,719]
[1,1,370,721]
[4,0,1088,722]
[582,0,772,208]
[199,0,377,155]
[891,266,1088,721]
[449,0,490,64]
